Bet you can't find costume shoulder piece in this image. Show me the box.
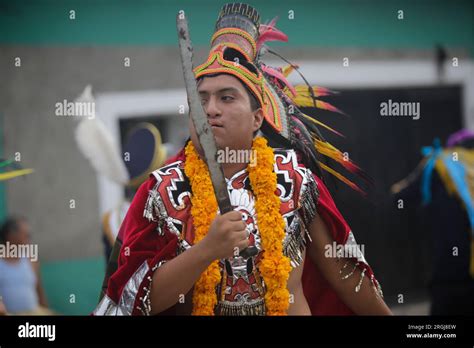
[143,160,194,247]
[273,148,319,228]
[143,149,319,267]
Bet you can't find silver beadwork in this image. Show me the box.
[355,268,367,293]
[217,297,266,316]
[340,261,359,280]
[298,167,319,229]
[283,217,307,268]
[138,260,168,316]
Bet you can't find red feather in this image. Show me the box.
[261,65,297,96]
[315,100,347,116]
[257,17,288,50]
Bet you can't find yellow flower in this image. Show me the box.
[184,137,291,315]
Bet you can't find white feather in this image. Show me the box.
[75,84,95,105]
[74,86,129,184]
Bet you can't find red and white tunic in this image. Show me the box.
[93,148,382,316]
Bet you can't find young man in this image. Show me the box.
[94,2,391,316]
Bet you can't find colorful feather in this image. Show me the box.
[281,64,297,78]
[289,115,323,178]
[288,88,345,115]
[0,168,34,181]
[257,17,288,50]
[319,162,366,196]
[0,158,33,181]
[261,64,297,96]
[74,85,130,185]
[0,159,13,169]
[251,16,370,195]
[294,84,337,97]
[300,113,344,138]
[313,138,372,185]
[315,100,346,115]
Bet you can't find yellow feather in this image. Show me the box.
[0,168,34,181]
[319,162,361,192]
[281,65,296,78]
[434,156,456,195]
[314,139,344,163]
[301,113,342,136]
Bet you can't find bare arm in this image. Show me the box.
[149,241,212,314]
[307,213,392,315]
[150,210,248,315]
[287,250,311,315]
[32,261,49,308]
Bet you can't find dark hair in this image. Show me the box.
[0,216,26,243]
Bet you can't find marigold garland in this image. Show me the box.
[184,141,221,315]
[184,137,291,315]
[248,137,292,315]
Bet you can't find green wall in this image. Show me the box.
[41,257,105,315]
[1,0,473,55]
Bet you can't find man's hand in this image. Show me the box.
[150,210,248,314]
[200,211,249,260]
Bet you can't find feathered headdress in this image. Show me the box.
[194,2,370,193]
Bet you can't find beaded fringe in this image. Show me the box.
[217,298,266,316]
[300,169,319,228]
[283,221,308,268]
[137,260,167,316]
[339,260,384,298]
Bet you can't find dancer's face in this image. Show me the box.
[189,74,263,155]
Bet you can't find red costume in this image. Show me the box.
[94,148,382,315]
[94,2,383,316]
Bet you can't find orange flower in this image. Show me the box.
[184,142,220,315]
[184,137,291,315]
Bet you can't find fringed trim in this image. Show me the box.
[283,219,308,268]
[299,168,319,229]
[143,182,167,236]
[340,260,359,280]
[281,167,319,268]
[371,274,384,298]
[137,260,167,316]
[339,260,384,299]
[217,298,266,316]
[355,268,367,293]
